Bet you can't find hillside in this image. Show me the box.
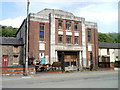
[0,25,18,37]
[98,32,120,43]
[0,25,119,43]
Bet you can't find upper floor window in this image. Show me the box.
[13,46,19,53]
[58,35,63,43]
[40,24,44,41]
[66,21,71,30]
[40,24,44,31]
[74,23,78,31]
[75,36,79,44]
[58,20,62,29]
[66,35,72,44]
[88,30,91,42]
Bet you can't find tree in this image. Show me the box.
[98,33,112,42]
[0,25,18,37]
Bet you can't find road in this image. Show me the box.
[2,70,119,88]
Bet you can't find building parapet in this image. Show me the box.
[30,13,49,22]
[85,21,97,29]
[52,13,85,22]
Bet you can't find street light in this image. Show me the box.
[24,0,30,76]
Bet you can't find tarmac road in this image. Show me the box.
[2,70,119,88]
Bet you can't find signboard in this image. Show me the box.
[40,58,46,64]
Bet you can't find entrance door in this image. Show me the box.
[2,55,8,67]
[58,51,78,67]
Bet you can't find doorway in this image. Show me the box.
[2,55,9,67]
[58,51,79,67]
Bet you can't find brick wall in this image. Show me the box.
[86,28,99,68]
[29,21,39,60]
[44,23,50,61]
[0,65,35,75]
[29,21,50,62]
[55,19,82,45]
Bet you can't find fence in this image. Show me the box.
[0,65,36,75]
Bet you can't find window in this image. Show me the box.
[13,46,18,53]
[107,49,109,55]
[13,55,18,64]
[75,36,79,44]
[58,20,62,29]
[58,35,63,43]
[40,24,44,41]
[66,21,71,30]
[88,30,91,42]
[74,23,78,31]
[66,35,72,44]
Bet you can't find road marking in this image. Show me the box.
[22,76,32,79]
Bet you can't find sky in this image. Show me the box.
[0,0,119,33]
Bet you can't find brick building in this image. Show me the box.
[16,9,99,70]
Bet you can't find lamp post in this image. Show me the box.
[61,52,65,72]
[24,0,30,76]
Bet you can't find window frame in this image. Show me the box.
[66,21,71,30]
[13,46,19,53]
[58,20,62,29]
[88,30,91,42]
[40,24,45,41]
[58,35,63,43]
[66,35,72,44]
[13,55,18,64]
[74,36,79,44]
[74,23,78,31]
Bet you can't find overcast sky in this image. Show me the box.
[0,0,119,33]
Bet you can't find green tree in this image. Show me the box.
[98,33,112,42]
[0,25,18,37]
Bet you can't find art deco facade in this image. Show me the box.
[16,9,99,70]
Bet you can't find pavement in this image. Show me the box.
[1,70,119,88]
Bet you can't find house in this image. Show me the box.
[0,37,24,67]
[16,8,99,71]
[99,42,120,68]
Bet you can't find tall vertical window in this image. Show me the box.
[58,20,62,29]
[74,23,78,31]
[58,35,63,43]
[75,36,79,44]
[40,24,44,41]
[88,30,91,42]
[66,35,72,44]
[66,21,71,30]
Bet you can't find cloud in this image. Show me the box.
[1,0,119,3]
[0,16,25,28]
[1,1,118,33]
[74,3,118,32]
[75,3,117,22]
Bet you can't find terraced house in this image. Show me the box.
[1,9,99,71]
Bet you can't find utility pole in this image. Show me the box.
[24,0,30,76]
